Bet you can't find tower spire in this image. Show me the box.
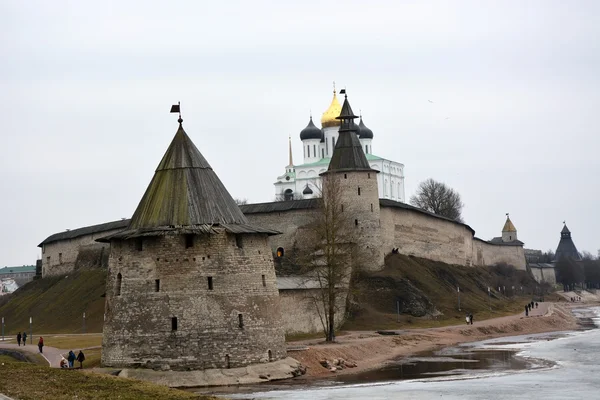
[288,136,293,166]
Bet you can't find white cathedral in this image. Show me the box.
[275,89,405,201]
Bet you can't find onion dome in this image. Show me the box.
[321,90,342,128]
[299,116,322,141]
[302,185,313,195]
[358,117,374,139]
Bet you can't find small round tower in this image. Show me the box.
[502,214,517,242]
[100,115,286,370]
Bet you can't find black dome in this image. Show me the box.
[302,185,313,195]
[358,117,374,139]
[300,117,323,141]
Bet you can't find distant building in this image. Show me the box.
[554,223,581,261]
[0,265,36,286]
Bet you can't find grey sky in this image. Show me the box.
[1,0,598,266]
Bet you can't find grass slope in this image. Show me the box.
[346,254,540,330]
[0,269,107,334]
[0,360,216,400]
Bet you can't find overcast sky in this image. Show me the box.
[1,0,598,266]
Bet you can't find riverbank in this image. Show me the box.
[289,302,582,379]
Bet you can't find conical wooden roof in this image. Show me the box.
[101,121,278,240]
[326,94,374,173]
[502,216,517,232]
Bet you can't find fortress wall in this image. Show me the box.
[42,229,121,277]
[278,289,347,335]
[530,266,557,285]
[380,206,473,266]
[473,239,526,270]
[244,208,317,255]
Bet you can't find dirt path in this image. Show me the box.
[290,302,584,378]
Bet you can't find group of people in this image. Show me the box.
[15,333,86,369]
[571,296,582,302]
[465,313,474,325]
[524,301,538,316]
[59,350,86,369]
[15,331,28,346]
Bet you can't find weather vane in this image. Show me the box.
[170,101,182,124]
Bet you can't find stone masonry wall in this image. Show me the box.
[278,289,347,335]
[326,171,383,272]
[101,231,287,370]
[41,229,122,277]
[472,239,526,270]
[244,208,316,256]
[530,266,557,285]
[380,206,474,266]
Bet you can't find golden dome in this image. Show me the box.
[321,91,342,128]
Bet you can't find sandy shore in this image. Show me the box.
[290,302,587,379]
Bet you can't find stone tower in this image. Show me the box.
[100,115,286,370]
[555,223,581,261]
[502,214,518,242]
[321,91,383,272]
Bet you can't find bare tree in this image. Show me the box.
[581,251,595,261]
[234,198,248,205]
[296,175,356,342]
[409,178,464,222]
[539,250,556,263]
[555,257,584,291]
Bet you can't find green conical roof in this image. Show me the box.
[129,123,248,230]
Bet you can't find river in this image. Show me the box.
[204,306,600,400]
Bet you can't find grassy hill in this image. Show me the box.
[346,253,544,330]
[0,269,106,335]
[0,255,550,335]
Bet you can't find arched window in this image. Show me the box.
[384,180,388,196]
[116,273,122,296]
[331,137,335,150]
[276,247,284,257]
[284,189,293,201]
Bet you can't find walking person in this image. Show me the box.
[76,350,86,369]
[16,332,21,347]
[22,331,27,346]
[525,305,529,316]
[466,315,470,325]
[67,350,76,368]
[469,313,474,325]
[38,337,44,353]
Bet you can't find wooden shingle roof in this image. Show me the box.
[103,122,278,240]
